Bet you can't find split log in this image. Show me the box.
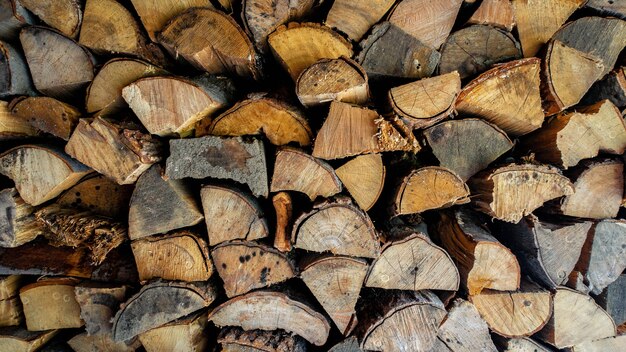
[325,0,395,41]
[139,313,208,352]
[312,101,420,160]
[536,287,616,348]
[542,40,605,115]
[365,233,459,291]
[112,281,217,342]
[271,147,342,201]
[19,26,95,100]
[19,0,82,38]
[268,23,353,81]
[0,275,20,299]
[329,337,362,352]
[242,0,315,53]
[571,335,626,352]
[471,281,552,338]
[0,145,91,206]
[131,231,213,282]
[435,299,497,352]
[159,8,260,79]
[0,41,35,98]
[211,241,296,297]
[273,192,292,252]
[0,0,33,41]
[293,198,381,258]
[467,0,514,31]
[20,278,83,331]
[496,216,591,289]
[0,275,22,327]
[439,25,521,80]
[521,100,626,169]
[74,283,128,336]
[597,274,626,328]
[0,188,43,248]
[0,100,38,140]
[434,209,521,295]
[354,290,446,352]
[130,0,214,42]
[196,96,313,146]
[582,66,626,109]
[512,0,586,57]
[394,166,470,215]
[9,96,80,140]
[200,184,268,246]
[388,0,463,49]
[208,290,331,346]
[388,71,461,129]
[128,165,204,240]
[300,255,369,335]
[296,57,369,107]
[0,328,57,352]
[68,333,139,352]
[586,0,626,18]
[455,58,543,136]
[218,327,307,352]
[85,58,165,114]
[357,22,441,81]
[56,175,133,219]
[335,153,385,211]
[122,75,235,137]
[493,337,552,352]
[468,163,575,223]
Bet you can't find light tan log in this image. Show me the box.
[56,174,133,219]
[0,188,43,248]
[273,192,293,252]
[436,299,498,352]
[20,0,82,38]
[0,328,57,352]
[0,100,37,140]
[9,96,80,140]
[336,154,385,211]
[493,336,552,352]
[570,335,626,352]
[20,278,83,331]
[68,333,140,352]
[325,0,395,41]
[139,313,208,352]
[74,283,128,336]
[130,0,214,41]
[468,0,514,30]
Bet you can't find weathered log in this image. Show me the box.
[335,154,385,211]
[0,327,57,352]
[0,275,22,327]
[273,192,292,253]
[139,313,208,352]
[0,0,33,41]
[582,66,626,109]
[130,0,214,42]
[218,326,307,352]
[74,283,128,336]
[0,40,34,98]
[435,299,497,352]
[325,0,395,41]
[56,174,133,219]
[19,0,82,38]
[570,335,626,352]
[328,337,362,352]
[68,333,140,352]
[586,0,626,18]
[19,278,83,331]
[492,336,553,352]
[597,273,626,328]
[9,96,80,140]
[0,100,38,140]
[0,188,43,248]
[467,0,514,31]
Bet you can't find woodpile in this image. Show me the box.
[1,0,626,351]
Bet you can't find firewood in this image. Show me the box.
[131,231,213,282]
[271,147,342,201]
[357,22,441,81]
[574,219,626,295]
[0,100,38,139]
[9,96,80,140]
[0,327,57,352]
[159,8,260,79]
[218,327,307,352]
[586,0,626,18]
[536,287,616,348]
[208,290,331,346]
[455,58,543,136]
[200,184,268,246]
[268,22,353,81]
[570,335,626,352]
[512,0,586,57]
[128,165,204,240]
[496,216,591,289]
[0,275,20,299]
[493,337,552,352]
[130,0,214,42]
[365,233,459,291]
[0,145,91,206]
[56,175,133,219]
[336,154,385,211]
[19,26,95,100]
[388,0,463,49]
[0,0,33,41]
[468,163,574,223]
[196,96,313,146]
[273,192,292,252]
[470,280,552,338]
[354,290,446,352]
[522,100,626,169]
[439,25,521,80]
[19,0,82,38]
[68,333,140,352]
[325,0,394,42]
[242,0,315,53]
[0,275,22,327]
[434,209,521,295]
[388,71,461,129]
[582,66,626,108]
[122,75,235,137]
[112,281,217,342]
[597,274,626,328]
[138,313,208,352]
[300,255,369,335]
[394,167,470,215]
[467,0,514,31]
[85,58,165,114]
[293,198,381,258]
[329,337,362,352]
[568,270,591,294]
[296,57,369,107]
[74,283,128,336]
[0,41,35,98]
[435,299,497,352]
[19,278,83,331]
[313,101,420,160]
[0,188,43,248]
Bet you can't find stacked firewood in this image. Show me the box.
[1,0,626,351]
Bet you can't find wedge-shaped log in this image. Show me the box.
[0,41,34,97]
[0,188,43,248]
[328,337,361,352]
[218,326,307,352]
[293,198,381,258]
[435,299,497,352]
[493,337,552,352]
[212,241,296,297]
[336,154,385,211]
[131,231,213,282]
[0,328,57,352]
[130,0,214,42]
[112,281,217,342]
[325,0,395,41]
[301,255,368,335]
[68,333,139,352]
[582,66,626,108]
[597,274,626,328]
[571,335,626,352]
[129,165,204,240]
[0,100,37,139]
[20,0,82,38]
[139,313,208,352]
[57,175,133,219]
[467,0,514,31]
[74,283,128,336]
[271,148,342,201]
[0,0,33,41]
[0,145,91,206]
[10,96,80,140]
[20,278,83,331]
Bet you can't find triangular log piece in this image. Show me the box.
[0,275,21,301]
[0,100,38,139]
[68,333,140,352]
[74,283,129,336]
[596,273,626,328]
[582,66,626,109]
[571,335,626,352]
[335,153,385,211]
[467,0,514,31]
[0,41,34,97]
[492,336,552,352]
[329,337,362,352]
[217,326,307,352]
[0,188,44,248]
[19,0,82,38]
[208,291,331,346]
[9,96,80,140]
[0,328,57,352]
[0,0,33,41]
[325,0,395,41]
[435,299,498,352]
[130,0,214,42]
[56,175,133,219]
[20,278,83,331]
[139,313,208,352]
